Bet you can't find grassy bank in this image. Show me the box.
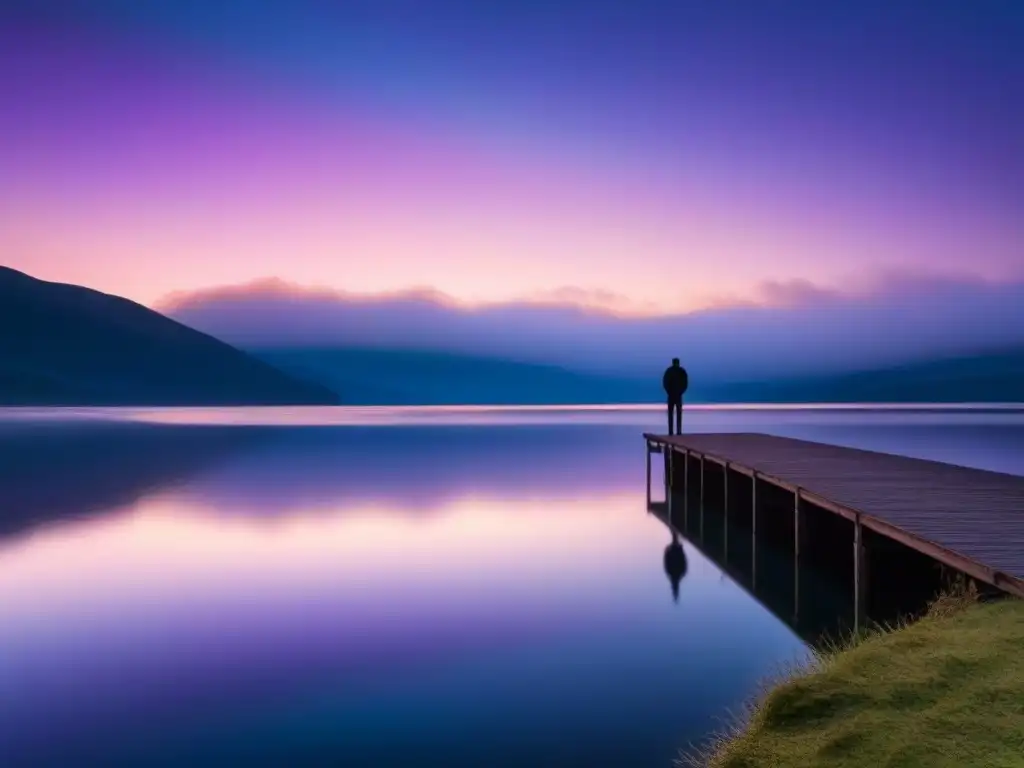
[686,587,1024,767]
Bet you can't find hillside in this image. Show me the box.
[255,348,658,405]
[719,347,1024,404]
[257,346,1024,406]
[0,267,339,406]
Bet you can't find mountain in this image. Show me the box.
[6,263,1014,407]
[256,345,1024,406]
[0,267,339,406]
[717,347,1024,404]
[254,348,659,405]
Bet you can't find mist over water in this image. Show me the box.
[0,406,1022,767]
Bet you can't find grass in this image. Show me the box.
[682,582,1024,767]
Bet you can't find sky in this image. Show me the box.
[3,0,1023,320]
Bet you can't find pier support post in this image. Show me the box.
[854,516,867,634]
[723,463,730,561]
[751,472,758,590]
[645,443,652,509]
[699,455,705,542]
[794,491,802,623]
[667,450,674,524]
[699,455,705,508]
[683,450,689,527]
[794,490,802,559]
[668,446,674,490]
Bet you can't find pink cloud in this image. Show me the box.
[160,279,662,318]
[161,270,1024,381]
[157,278,467,315]
[754,278,843,308]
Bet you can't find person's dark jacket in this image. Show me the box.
[663,365,689,400]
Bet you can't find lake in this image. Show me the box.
[1,405,1022,767]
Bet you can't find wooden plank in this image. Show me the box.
[643,432,1024,597]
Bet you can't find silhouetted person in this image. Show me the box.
[662,358,688,435]
[663,531,688,603]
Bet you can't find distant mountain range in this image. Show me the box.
[1,267,1019,407]
[0,267,338,406]
[256,345,1024,405]
[255,348,656,405]
[715,347,1024,404]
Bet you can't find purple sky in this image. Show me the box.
[2,0,1022,327]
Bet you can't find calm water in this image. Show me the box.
[1,405,1023,767]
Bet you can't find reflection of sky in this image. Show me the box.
[4,403,1021,475]
[0,415,810,767]
[1,407,1022,766]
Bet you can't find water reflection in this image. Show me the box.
[649,460,964,650]
[140,423,658,516]
[0,420,807,768]
[3,407,1021,767]
[0,422,269,542]
[663,531,688,603]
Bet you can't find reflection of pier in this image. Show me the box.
[645,433,1024,639]
[647,498,849,648]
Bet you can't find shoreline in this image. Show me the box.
[683,586,1024,767]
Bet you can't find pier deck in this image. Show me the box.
[644,432,1024,598]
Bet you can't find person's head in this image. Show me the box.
[671,357,680,367]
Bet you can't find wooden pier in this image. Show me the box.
[644,433,1024,612]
